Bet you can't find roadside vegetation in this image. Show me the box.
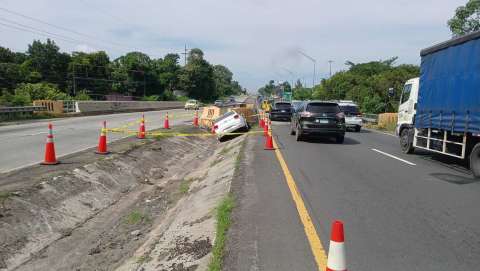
[124,211,150,225]
[208,194,234,271]
[0,40,246,107]
[258,58,419,114]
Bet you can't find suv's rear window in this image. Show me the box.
[340,105,359,113]
[306,103,340,113]
[275,103,291,109]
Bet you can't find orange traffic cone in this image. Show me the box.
[164,112,170,129]
[264,125,274,150]
[326,220,347,271]
[263,122,269,137]
[193,111,199,127]
[259,116,265,128]
[138,114,146,139]
[41,123,59,165]
[95,121,109,155]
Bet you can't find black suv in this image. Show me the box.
[269,102,292,121]
[290,101,346,143]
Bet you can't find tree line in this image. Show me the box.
[258,57,419,114]
[0,39,245,106]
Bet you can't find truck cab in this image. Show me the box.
[396,77,419,137]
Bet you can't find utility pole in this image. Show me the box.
[328,60,334,77]
[182,44,188,66]
[72,64,77,96]
[143,72,146,97]
[297,50,316,88]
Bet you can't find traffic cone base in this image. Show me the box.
[41,160,60,165]
[42,123,59,165]
[326,220,347,271]
[264,135,274,150]
[138,114,146,139]
[164,113,170,129]
[96,122,109,154]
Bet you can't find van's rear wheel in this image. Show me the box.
[469,143,480,178]
[400,128,414,154]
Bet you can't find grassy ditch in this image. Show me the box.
[124,211,151,225]
[208,137,247,271]
[208,195,234,271]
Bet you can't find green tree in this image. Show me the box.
[69,51,111,97]
[178,48,216,101]
[25,39,71,90]
[448,0,480,36]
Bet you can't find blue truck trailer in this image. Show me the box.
[396,30,480,177]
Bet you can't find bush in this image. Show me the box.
[0,90,31,106]
[175,96,189,102]
[14,83,71,101]
[141,95,160,101]
[75,89,91,100]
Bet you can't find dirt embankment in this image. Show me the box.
[0,127,246,271]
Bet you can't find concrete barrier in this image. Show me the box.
[75,101,184,114]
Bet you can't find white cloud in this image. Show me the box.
[0,0,467,90]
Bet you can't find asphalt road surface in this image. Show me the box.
[0,109,194,173]
[226,121,480,270]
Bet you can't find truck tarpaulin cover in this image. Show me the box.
[415,31,480,133]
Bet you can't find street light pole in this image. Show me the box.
[297,50,316,88]
[328,60,334,77]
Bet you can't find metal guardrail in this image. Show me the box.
[0,106,47,114]
[362,113,378,123]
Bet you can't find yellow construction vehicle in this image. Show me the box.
[261,100,272,112]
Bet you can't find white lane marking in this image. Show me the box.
[371,148,416,166]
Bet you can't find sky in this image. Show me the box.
[0,0,466,91]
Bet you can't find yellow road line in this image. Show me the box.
[272,138,328,270]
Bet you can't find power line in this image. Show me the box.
[0,7,127,50]
[78,0,131,26]
[0,17,88,45]
[0,21,80,45]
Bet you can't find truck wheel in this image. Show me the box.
[469,143,480,178]
[400,128,414,154]
[355,126,361,132]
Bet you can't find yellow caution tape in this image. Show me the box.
[106,128,263,137]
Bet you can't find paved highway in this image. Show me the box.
[0,109,194,173]
[226,121,480,270]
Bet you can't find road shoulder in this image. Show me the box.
[224,134,317,271]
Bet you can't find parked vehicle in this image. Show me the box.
[291,100,304,112]
[338,100,363,132]
[290,101,346,143]
[396,30,480,177]
[269,102,292,121]
[184,99,200,110]
[214,100,224,107]
[212,111,248,139]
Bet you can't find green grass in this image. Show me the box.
[124,211,150,225]
[219,145,234,155]
[136,254,152,264]
[208,195,235,271]
[179,178,194,194]
[0,191,13,209]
